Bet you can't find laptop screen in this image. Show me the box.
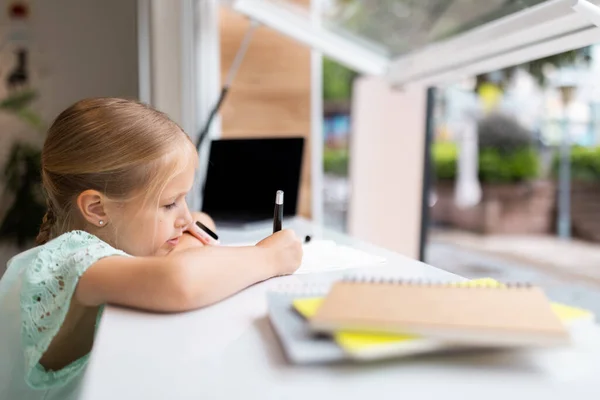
[201,137,304,223]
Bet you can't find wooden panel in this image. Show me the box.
[219,7,312,218]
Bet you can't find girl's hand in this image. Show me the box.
[187,212,219,246]
[256,229,303,276]
[172,231,206,252]
[166,223,217,255]
[163,220,218,256]
[186,221,219,246]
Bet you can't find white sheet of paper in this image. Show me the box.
[225,240,386,274]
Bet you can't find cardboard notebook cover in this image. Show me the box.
[309,280,570,347]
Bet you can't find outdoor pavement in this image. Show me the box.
[425,237,600,319]
[429,229,600,285]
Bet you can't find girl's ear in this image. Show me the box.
[77,190,109,227]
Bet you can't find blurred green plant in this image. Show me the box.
[323,57,358,101]
[431,141,457,181]
[432,142,539,183]
[479,147,539,183]
[0,89,46,248]
[0,90,42,127]
[433,112,539,183]
[323,148,349,176]
[551,146,600,182]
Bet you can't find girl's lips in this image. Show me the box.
[167,237,180,246]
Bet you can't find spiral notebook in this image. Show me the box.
[309,279,571,347]
[267,278,590,364]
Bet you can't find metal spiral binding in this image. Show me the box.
[341,275,533,289]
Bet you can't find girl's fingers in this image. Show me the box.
[188,222,219,245]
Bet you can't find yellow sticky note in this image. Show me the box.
[292,296,418,352]
[292,297,322,319]
[551,302,594,323]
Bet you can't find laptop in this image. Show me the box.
[201,137,304,227]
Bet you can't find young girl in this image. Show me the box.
[0,98,302,400]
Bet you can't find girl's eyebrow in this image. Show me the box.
[175,191,189,198]
[162,191,188,201]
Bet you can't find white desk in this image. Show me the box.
[80,218,600,399]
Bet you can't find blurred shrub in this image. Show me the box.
[552,146,600,181]
[432,141,457,180]
[432,142,539,183]
[323,58,358,101]
[479,147,538,183]
[324,148,349,176]
[433,113,539,183]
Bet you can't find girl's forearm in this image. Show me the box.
[175,245,274,310]
[77,246,275,312]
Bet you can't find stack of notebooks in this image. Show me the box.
[267,278,594,363]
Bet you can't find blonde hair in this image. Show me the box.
[36,97,197,245]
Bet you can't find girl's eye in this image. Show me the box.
[164,202,177,210]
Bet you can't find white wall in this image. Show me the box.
[31,0,138,121]
[0,0,138,165]
[149,0,184,124]
[347,76,427,260]
[0,0,139,275]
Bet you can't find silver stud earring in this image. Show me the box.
[99,220,104,226]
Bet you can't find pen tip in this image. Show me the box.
[276,190,284,205]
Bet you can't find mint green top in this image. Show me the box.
[0,230,130,400]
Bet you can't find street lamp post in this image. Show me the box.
[557,85,575,240]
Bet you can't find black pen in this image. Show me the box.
[195,220,219,242]
[273,190,283,233]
